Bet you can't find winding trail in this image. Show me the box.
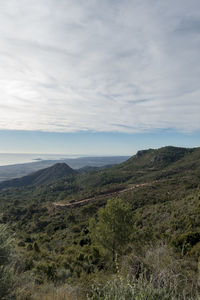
[52,180,159,208]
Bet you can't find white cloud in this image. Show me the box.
[0,0,200,133]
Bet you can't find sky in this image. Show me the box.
[0,0,200,155]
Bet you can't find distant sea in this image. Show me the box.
[0,153,81,166]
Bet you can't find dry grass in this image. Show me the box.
[16,283,81,300]
[32,289,77,300]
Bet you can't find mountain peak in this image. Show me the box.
[0,162,76,189]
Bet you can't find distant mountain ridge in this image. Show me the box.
[0,156,130,182]
[0,146,199,191]
[0,163,76,189]
[45,146,200,199]
[74,146,200,190]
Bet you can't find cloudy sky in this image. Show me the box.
[0,0,200,155]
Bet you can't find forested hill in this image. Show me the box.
[71,146,200,192]
[123,146,194,169]
[0,145,199,191]
[1,145,200,299]
[0,163,76,189]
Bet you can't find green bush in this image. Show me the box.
[35,262,57,282]
[172,232,200,255]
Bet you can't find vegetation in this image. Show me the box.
[0,224,15,299]
[90,198,133,261]
[0,163,76,189]
[0,146,200,299]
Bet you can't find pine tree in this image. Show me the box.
[90,198,133,261]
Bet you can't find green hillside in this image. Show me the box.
[0,146,200,299]
[0,163,76,189]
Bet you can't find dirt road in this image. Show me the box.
[53,180,159,208]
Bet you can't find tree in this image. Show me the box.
[90,198,133,262]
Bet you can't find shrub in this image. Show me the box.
[172,232,200,255]
[35,262,57,282]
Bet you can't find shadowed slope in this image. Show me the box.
[0,163,76,189]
